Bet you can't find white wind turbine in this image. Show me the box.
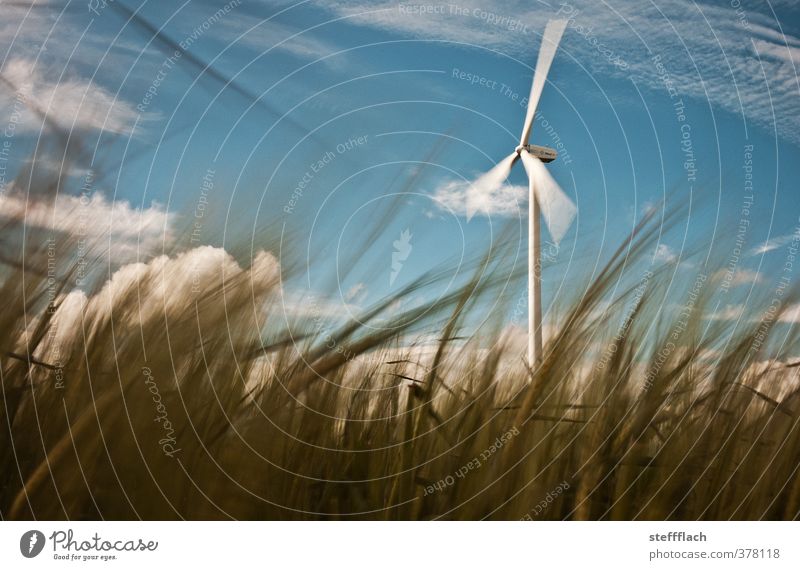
[466,19,576,366]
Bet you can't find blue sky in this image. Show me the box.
[2,0,799,334]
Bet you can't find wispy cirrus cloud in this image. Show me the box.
[215,15,345,67]
[1,58,139,135]
[311,0,800,143]
[748,233,797,256]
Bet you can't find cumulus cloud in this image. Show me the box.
[39,246,281,357]
[432,178,527,218]
[0,189,173,263]
[93,246,278,318]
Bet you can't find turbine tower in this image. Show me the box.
[467,20,576,366]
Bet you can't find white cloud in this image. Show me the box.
[640,200,660,218]
[748,233,796,256]
[0,3,56,56]
[499,322,561,353]
[712,267,763,287]
[313,0,800,144]
[344,282,368,303]
[0,190,173,263]
[779,303,800,323]
[432,178,526,218]
[1,58,139,135]
[278,289,362,324]
[751,37,800,65]
[315,1,530,52]
[90,246,279,320]
[35,246,281,359]
[654,243,677,263]
[708,302,800,323]
[223,17,344,67]
[709,303,746,321]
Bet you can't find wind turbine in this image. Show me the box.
[466,19,576,366]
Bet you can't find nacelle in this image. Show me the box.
[523,144,557,163]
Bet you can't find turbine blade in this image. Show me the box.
[466,152,519,221]
[519,19,568,146]
[520,150,576,244]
